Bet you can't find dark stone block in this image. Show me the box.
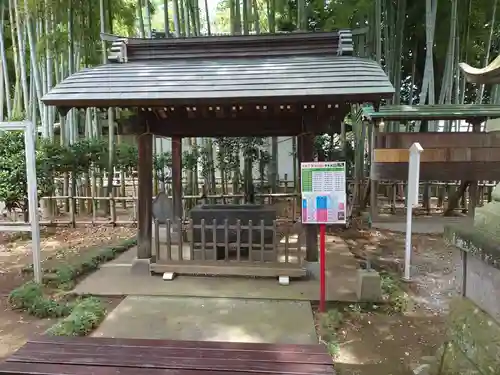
[189,204,277,260]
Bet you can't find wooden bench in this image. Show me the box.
[0,336,335,374]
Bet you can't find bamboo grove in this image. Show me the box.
[0,0,499,217]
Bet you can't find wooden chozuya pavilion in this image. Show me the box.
[42,30,394,281]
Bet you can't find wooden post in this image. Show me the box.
[301,132,318,262]
[468,121,482,217]
[172,135,183,223]
[370,121,380,221]
[297,135,303,218]
[137,132,153,259]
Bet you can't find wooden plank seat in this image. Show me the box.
[0,336,335,375]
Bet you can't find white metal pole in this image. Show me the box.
[404,194,413,281]
[24,121,42,283]
[404,142,423,282]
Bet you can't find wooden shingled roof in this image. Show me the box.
[362,104,500,121]
[42,31,394,110]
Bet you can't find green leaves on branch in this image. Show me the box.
[0,131,52,211]
[0,130,274,213]
[0,132,137,212]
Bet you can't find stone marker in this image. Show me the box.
[152,191,180,243]
[152,191,173,224]
[356,268,382,302]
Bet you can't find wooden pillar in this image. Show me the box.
[301,132,318,262]
[137,132,153,259]
[297,135,303,199]
[370,121,380,221]
[468,121,482,217]
[172,136,183,222]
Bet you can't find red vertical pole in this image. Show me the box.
[319,223,326,312]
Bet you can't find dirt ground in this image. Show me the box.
[0,226,134,358]
[332,228,459,375]
[0,222,459,374]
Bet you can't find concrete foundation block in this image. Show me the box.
[356,269,382,302]
[278,276,290,286]
[162,272,176,281]
[131,258,151,275]
[304,261,320,280]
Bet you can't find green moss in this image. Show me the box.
[440,342,482,375]
[440,298,500,375]
[445,224,500,270]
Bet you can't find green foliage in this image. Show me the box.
[9,237,135,332]
[49,238,137,288]
[182,148,199,171]
[380,271,409,313]
[46,297,107,336]
[9,281,107,336]
[0,131,54,212]
[317,308,345,358]
[314,133,355,177]
[0,132,139,213]
[22,238,137,289]
[116,142,139,174]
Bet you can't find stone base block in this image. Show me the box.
[356,269,382,302]
[304,261,320,280]
[278,276,290,286]
[131,258,151,275]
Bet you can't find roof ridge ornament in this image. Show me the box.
[100,33,128,63]
[338,29,353,56]
[100,30,355,63]
[459,54,500,84]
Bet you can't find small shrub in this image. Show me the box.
[380,271,409,313]
[320,309,344,331]
[326,341,340,357]
[8,282,44,309]
[9,238,135,321]
[8,282,70,318]
[27,297,71,318]
[45,238,137,288]
[318,308,345,358]
[346,303,364,320]
[46,297,107,336]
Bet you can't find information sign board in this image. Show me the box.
[300,161,347,224]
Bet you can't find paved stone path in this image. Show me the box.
[74,234,359,302]
[92,296,318,344]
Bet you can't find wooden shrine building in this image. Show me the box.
[363,104,500,219]
[42,31,394,279]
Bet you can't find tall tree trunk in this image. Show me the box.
[0,4,11,119]
[164,0,170,35]
[477,0,497,103]
[172,0,181,36]
[13,0,29,116]
[137,0,145,37]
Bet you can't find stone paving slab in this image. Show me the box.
[92,296,318,344]
[74,235,359,302]
[74,265,358,301]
